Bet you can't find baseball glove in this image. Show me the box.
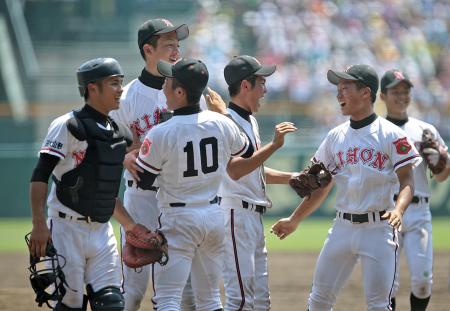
[123,224,168,268]
[418,129,448,175]
[289,160,333,198]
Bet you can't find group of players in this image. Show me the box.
[27,17,450,311]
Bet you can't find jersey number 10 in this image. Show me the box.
[183,137,219,177]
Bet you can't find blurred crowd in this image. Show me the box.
[185,0,450,137]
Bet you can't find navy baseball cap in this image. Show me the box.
[138,19,189,49]
[380,69,413,93]
[224,55,276,86]
[157,58,209,96]
[327,64,379,100]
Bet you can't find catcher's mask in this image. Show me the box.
[25,233,69,308]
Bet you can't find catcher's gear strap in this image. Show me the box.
[86,284,124,311]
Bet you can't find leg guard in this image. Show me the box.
[86,284,124,311]
[410,293,430,311]
[54,301,85,311]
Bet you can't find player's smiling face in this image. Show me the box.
[381,82,411,118]
[90,76,124,114]
[247,76,267,113]
[154,32,181,64]
[336,80,372,120]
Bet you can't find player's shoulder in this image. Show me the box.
[120,78,140,100]
[408,117,438,133]
[49,111,75,129]
[378,117,409,140]
[327,120,350,137]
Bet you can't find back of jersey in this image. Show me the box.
[137,110,248,207]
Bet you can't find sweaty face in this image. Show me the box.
[382,82,411,118]
[247,76,267,113]
[336,80,371,119]
[93,76,124,114]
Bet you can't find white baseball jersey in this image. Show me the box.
[109,76,167,182]
[218,107,270,206]
[394,117,447,197]
[314,116,421,214]
[137,109,249,207]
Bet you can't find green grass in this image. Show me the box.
[3,217,449,253]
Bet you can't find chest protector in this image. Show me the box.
[54,110,130,223]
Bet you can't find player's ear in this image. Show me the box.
[87,82,98,96]
[380,92,386,102]
[143,44,154,56]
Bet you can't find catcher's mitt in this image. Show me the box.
[123,224,168,268]
[418,129,448,175]
[289,161,333,198]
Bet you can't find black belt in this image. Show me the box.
[338,211,385,224]
[169,196,219,207]
[127,180,158,192]
[58,211,93,223]
[393,194,428,204]
[242,200,267,214]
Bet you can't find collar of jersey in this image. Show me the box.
[386,115,408,127]
[349,113,377,130]
[173,105,201,116]
[138,68,165,90]
[79,104,108,126]
[228,102,251,121]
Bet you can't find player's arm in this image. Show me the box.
[112,198,137,232]
[271,181,334,240]
[265,167,294,184]
[227,122,297,180]
[29,154,59,258]
[382,163,414,229]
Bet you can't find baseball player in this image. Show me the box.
[108,18,195,311]
[218,55,297,311]
[28,58,141,310]
[380,69,450,311]
[131,57,251,311]
[271,64,422,311]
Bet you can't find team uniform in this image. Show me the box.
[110,69,207,310]
[109,70,167,309]
[136,107,249,311]
[388,117,448,300]
[308,115,421,311]
[218,103,271,311]
[40,105,123,308]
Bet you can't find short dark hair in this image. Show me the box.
[171,78,201,106]
[355,80,376,104]
[83,80,103,101]
[139,35,159,60]
[228,75,257,97]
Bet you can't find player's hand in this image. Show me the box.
[203,87,228,114]
[270,217,299,240]
[124,149,143,181]
[127,127,142,152]
[29,222,51,258]
[381,210,402,229]
[272,122,297,148]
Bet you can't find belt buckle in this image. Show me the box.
[86,216,92,223]
[350,215,363,224]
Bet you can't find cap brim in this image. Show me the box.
[157,61,174,78]
[156,24,189,41]
[254,64,276,77]
[386,79,414,89]
[327,70,358,85]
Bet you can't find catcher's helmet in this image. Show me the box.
[25,233,69,309]
[77,57,124,96]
